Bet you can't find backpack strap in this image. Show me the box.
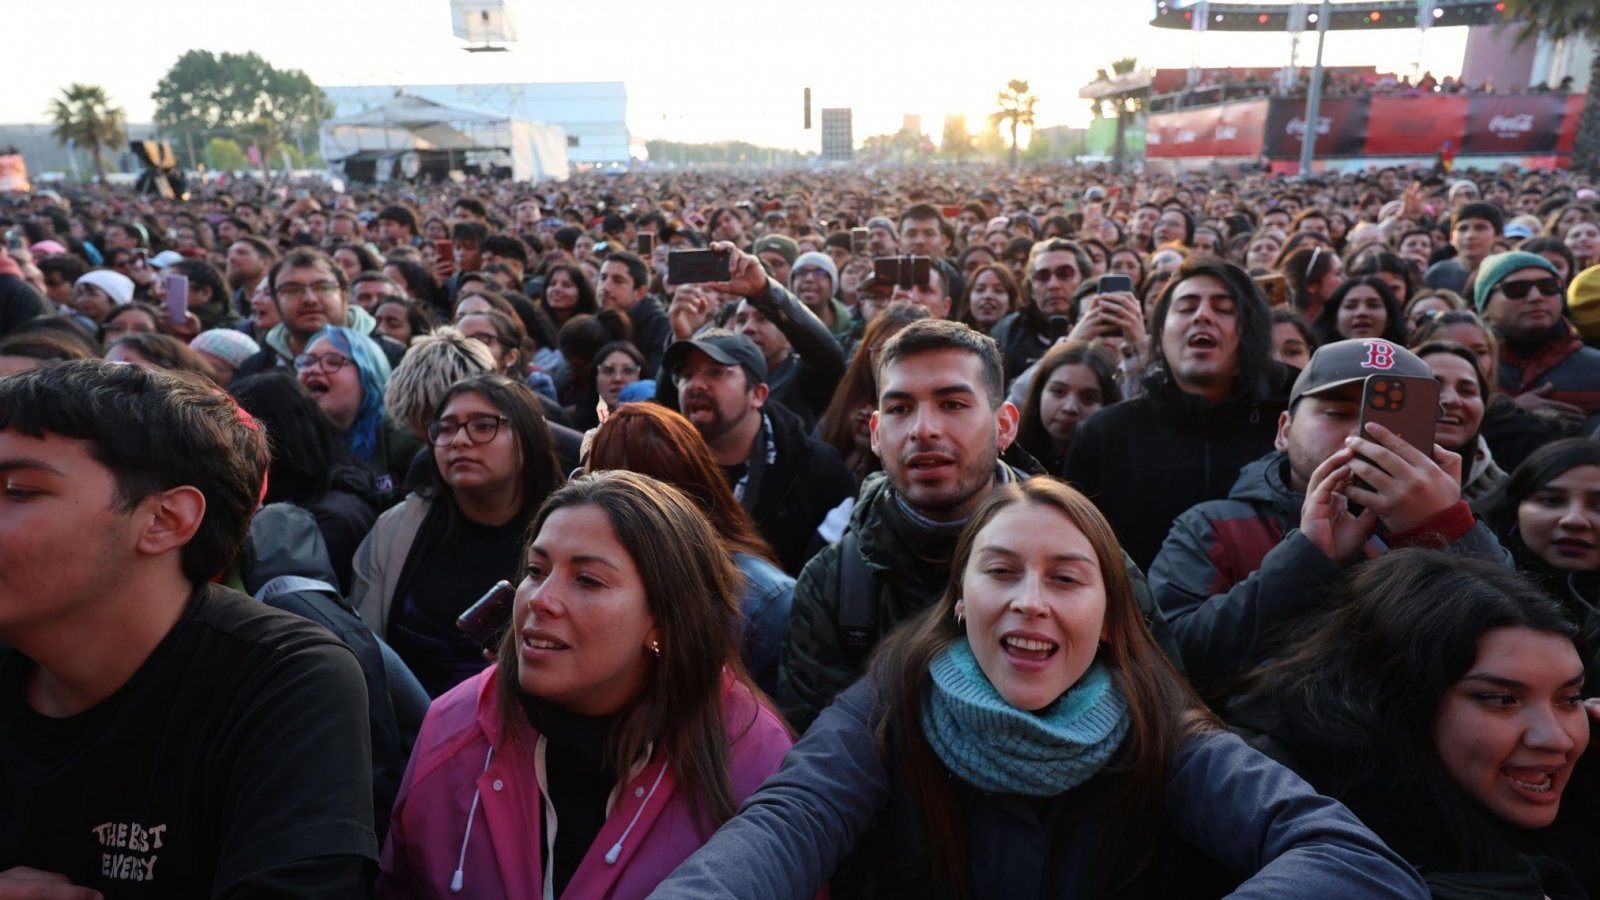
[835,530,878,664]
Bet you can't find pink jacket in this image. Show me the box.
[377,666,793,899]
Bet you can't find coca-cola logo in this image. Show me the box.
[1216,125,1238,140]
[1488,113,1534,139]
[1148,131,1163,145]
[1286,116,1332,137]
[1177,129,1197,144]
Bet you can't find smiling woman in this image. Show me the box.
[1231,549,1594,898]
[651,478,1427,899]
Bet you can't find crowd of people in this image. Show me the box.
[2,157,1600,898]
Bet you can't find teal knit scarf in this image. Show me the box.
[921,639,1130,796]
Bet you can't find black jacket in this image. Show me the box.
[1063,369,1292,571]
[749,401,856,576]
[628,295,674,378]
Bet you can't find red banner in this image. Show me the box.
[1557,93,1586,154]
[1461,94,1569,154]
[1146,100,1268,158]
[1364,96,1470,156]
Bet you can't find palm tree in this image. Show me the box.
[991,80,1038,171]
[47,84,126,183]
[1500,0,1599,174]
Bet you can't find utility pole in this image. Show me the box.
[1298,0,1332,179]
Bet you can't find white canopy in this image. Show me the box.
[320,93,568,182]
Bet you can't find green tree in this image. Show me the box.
[47,83,126,183]
[152,50,327,169]
[1499,0,1600,174]
[990,80,1038,171]
[204,137,250,172]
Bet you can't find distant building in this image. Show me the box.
[321,82,629,165]
[0,123,157,177]
[821,109,854,162]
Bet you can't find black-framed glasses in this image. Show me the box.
[1495,277,1562,301]
[427,414,510,446]
[294,352,352,373]
[1030,265,1079,285]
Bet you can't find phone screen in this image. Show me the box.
[162,273,190,325]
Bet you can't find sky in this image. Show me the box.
[11,0,1470,150]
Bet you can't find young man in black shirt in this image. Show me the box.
[0,361,377,898]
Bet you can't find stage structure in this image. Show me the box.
[319,93,569,183]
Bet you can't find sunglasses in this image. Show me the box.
[1030,265,1079,285]
[1495,278,1562,301]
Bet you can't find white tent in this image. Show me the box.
[320,93,568,182]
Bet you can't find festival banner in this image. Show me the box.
[1145,100,1268,158]
[1556,93,1586,155]
[1363,96,1470,156]
[1262,97,1369,158]
[1461,94,1568,154]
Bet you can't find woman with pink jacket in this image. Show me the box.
[378,470,794,899]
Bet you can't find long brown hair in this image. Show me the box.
[496,470,760,832]
[586,402,779,566]
[816,301,931,462]
[869,478,1216,895]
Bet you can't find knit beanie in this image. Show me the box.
[1567,264,1600,340]
[789,251,838,295]
[866,216,898,238]
[189,328,262,368]
[752,234,799,266]
[1473,251,1559,312]
[75,270,135,306]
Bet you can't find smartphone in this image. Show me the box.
[1352,373,1441,494]
[850,227,869,255]
[1097,274,1133,295]
[456,580,516,652]
[666,248,731,284]
[941,205,962,220]
[637,232,655,256]
[162,273,190,325]
[874,256,932,288]
[1255,273,1288,308]
[4,230,22,252]
[433,239,456,276]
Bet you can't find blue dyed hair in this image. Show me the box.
[307,325,391,462]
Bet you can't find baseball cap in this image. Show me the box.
[1289,338,1432,407]
[661,329,768,385]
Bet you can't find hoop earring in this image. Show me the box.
[953,608,965,626]
[649,640,662,657]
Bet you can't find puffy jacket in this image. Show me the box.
[1150,450,1512,696]
[377,667,792,899]
[652,677,1429,900]
[781,468,1179,732]
[1063,371,1292,571]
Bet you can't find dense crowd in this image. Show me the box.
[2,158,1600,898]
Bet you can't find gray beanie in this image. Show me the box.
[788,251,838,296]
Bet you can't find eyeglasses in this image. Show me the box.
[1495,277,1562,301]
[671,361,738,386]
[599,363,641,378]
[427,414,510,446]
[275,281,341,300]
[464,332,502,348]
[294,352,352,373]
[1030,265,1079,285]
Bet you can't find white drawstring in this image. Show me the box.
[450,745,495,894]
[604,763,669,865]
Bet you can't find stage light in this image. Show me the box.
[1369,11,1381,21]
[1258,13,1268,23]
[1307,12,1318,22]
[1432,7,1444,17]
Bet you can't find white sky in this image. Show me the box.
[12,0,1469,149]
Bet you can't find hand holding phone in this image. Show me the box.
[1344,374,1462,533]
[667,249,731,284]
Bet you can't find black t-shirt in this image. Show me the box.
[387,506,530,697]
[0,584,377,897]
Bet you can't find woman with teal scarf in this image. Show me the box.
[653,478,1427,899]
